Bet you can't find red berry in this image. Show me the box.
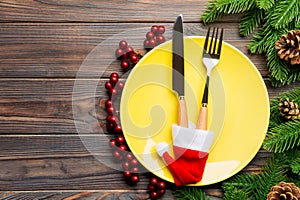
[150,177,158,186]
[106,106,114,115]
[123,171,132,179]
[126,153,133,161]
[109,88,117,99]
[158,25,165,34]
[131,167,139,173]
[114,125,122,133]
[106,115,117,124]
[119,40,128,49]
[116,135,125,145]
[151,25,159,34]
[147,184,156,192]
[109,139,117,147]
[144,39,150,48]
[115,48,124,58]
[146,31,155,40]
[106,122,115,130]
[130,158,138,166]
[130,54,139,64]
[121,60,130,70]
[131,175,140,184]
[156,35,165,45]
[122,161,130,170]
[150,191,158,199]
[157,189,165,196]
[149,39,156,48]
[105,99,113,108]
[105,81,113,90]
[126,46,134,55]
[116,81,125,90]
[158,181,166,189]
[112,150,122,161]
[110,72,119,79]
[119,144,127,151]
[110,76,119,85]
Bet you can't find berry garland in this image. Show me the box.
[103,25,167,199]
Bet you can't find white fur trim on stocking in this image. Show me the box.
[156,142,169,157]
[172,124,214,152]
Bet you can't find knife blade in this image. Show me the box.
[172,14,188,127]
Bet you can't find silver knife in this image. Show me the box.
[172,14,188,127]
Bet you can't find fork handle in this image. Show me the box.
[178,96,188,128]
[196,104,208,130]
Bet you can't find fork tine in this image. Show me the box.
[208,27,215,54]
[213,28,219,54]
[217,28,224,55]
[203,27,210,51]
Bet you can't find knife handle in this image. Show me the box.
[196,104,208,130]
[178,97,188,128]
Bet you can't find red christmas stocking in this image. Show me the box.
[156,125,214,186]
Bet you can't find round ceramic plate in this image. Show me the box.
[120,36,269,186]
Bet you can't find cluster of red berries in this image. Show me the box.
[148,177,166,199]
[115,40,141,71]
[104,26,168,198]
[144,25,165,50]
[104,73,124,133]
[110,135,141,185]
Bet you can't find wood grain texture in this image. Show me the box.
[0,0,240,23]
[0,135,270,195]
[0,79,298,134]
[0,0,299,198]
[0,23,268,78]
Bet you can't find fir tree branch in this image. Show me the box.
[267,46,289,84]
[256,0,274,10]
[201,0,224,24]
[215,0,256,14]
[173,187,210,200]
[223,186,250,200]
[223,153,288,199]
[288,154,300,175]
[263,121,300,153]
[270,0,299,29]
[239,8,264,36]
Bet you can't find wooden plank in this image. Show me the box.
[0,79,299,134]
[0,23,269,78]
[0,191,160,200]
[0,0,240,23]
[0,135,270,194]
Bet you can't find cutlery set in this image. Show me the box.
[155,14,224,186]
[172,14,223,130]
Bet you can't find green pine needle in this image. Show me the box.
[201,0,300,87]
[173,187,210,200]
[215,0,256,14]
[201,0,224,24]
[256,0,274,10]
[239,8,264,36]
[270,0,299,29]
[223,186,250,200]
[263,121,300,153]
[223,153,288,199]
[267,46,289,83]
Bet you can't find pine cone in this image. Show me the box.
[275,30,300,65]
[267,182,300,200]
[278,98,300,120]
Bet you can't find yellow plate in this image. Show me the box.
[120,36,269,185]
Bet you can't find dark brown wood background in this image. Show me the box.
[0,0,299,199]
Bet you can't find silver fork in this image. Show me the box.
[196,27,223,130]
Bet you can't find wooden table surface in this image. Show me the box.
[1,0,300,199]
